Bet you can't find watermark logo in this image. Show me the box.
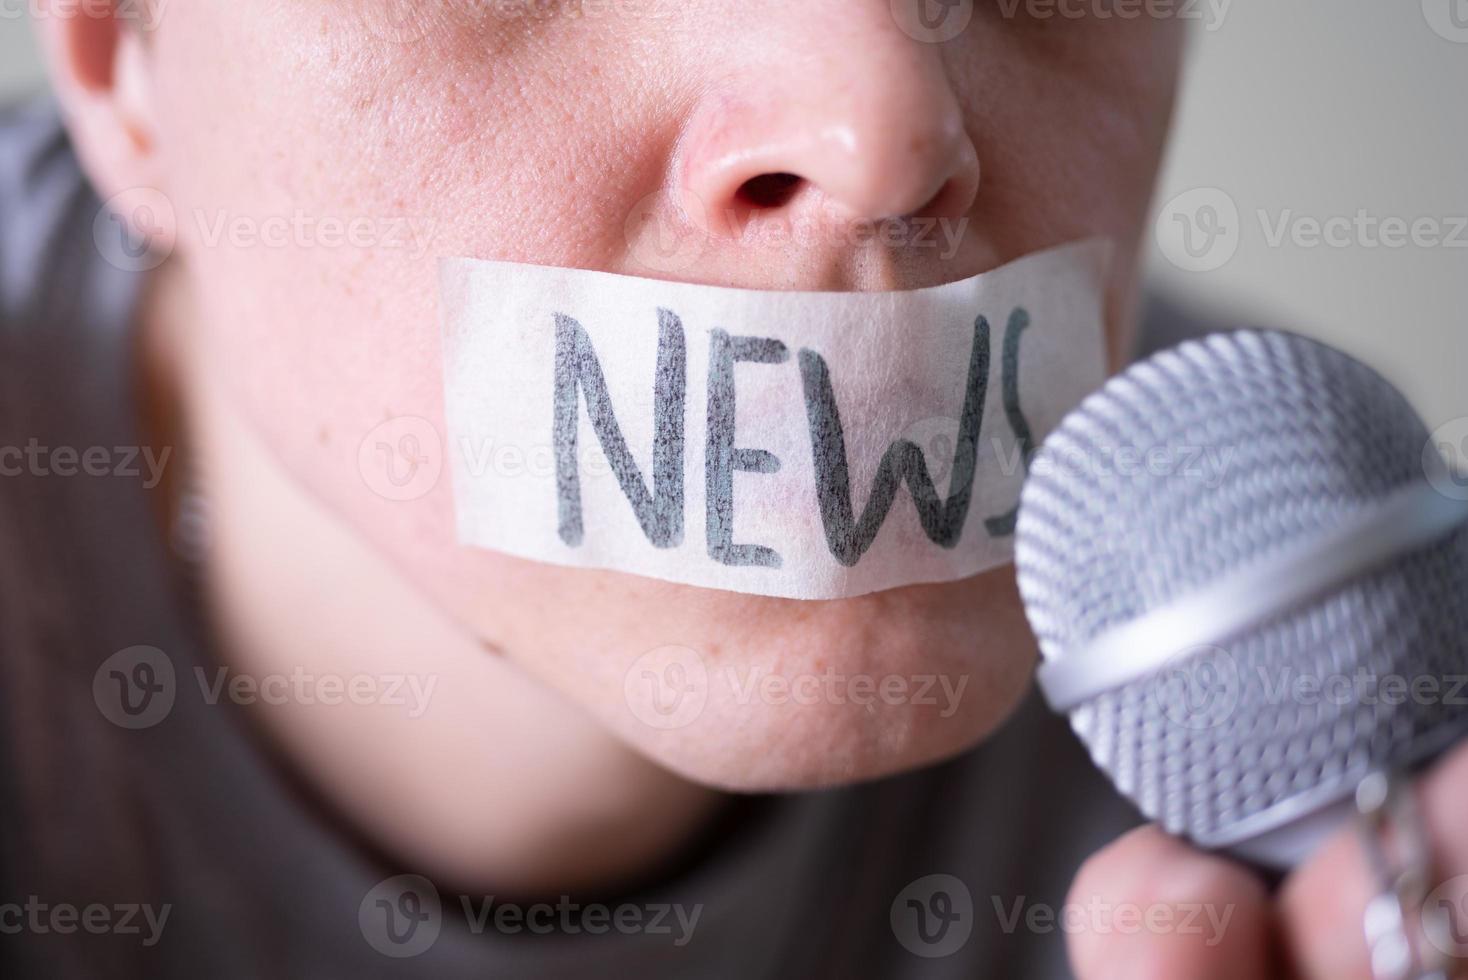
[94,187,176,273]
[1155,187,1240,273]
[1423,0,1468,43]
[891,874,973,958]
[360,875,443,958]
[1150,644,1240,731]
[899,415,970,491]
[890,0,974,43]
[93,646,176,730]
[624,190,708,275]
[624,645,708,730]
[1423,874,1468,960]
[1425,417,1468,502]
[358,416,444,502]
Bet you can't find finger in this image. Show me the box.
[1067,824,1275,980]
[1279,741,1468,980]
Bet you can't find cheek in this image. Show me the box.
[149,4,686,534]
[944,22,1182,361]
[147,12,549,545]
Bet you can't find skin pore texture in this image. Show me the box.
[40,1,1183,894]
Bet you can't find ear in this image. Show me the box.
[32,0,175,252]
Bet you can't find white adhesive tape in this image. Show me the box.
[439,239,1109,599]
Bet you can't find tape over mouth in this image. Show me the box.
[438,239,1111,600]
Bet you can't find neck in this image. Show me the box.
[138,260,726,896]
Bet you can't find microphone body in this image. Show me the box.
[1015,329,1468,869]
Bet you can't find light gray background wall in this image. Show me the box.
[2,2,1464,426]
[0,9,43,99]
[1149,0,1467,432]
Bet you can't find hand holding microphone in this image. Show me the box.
[1015,330,1468,979]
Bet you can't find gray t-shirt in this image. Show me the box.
[0,95,1143,979]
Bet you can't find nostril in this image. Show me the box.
[735,172,805,210]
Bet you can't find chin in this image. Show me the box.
[361,489,1042,794]
[598,565,1041,792]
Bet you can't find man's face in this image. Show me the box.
[140,0,1182,789]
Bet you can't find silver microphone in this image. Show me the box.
[1015,329,1468,869]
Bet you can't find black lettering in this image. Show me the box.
[798,314,994,566]
[554,310,686,548]
[706,329,788,567]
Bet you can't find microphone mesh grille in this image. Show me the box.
[1015,330,1468,847]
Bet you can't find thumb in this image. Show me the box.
[1066,825,1276,980]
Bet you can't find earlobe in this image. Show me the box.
[112,27,156,156]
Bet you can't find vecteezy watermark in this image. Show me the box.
[1,0,168,31]
[993,0,1232,31]
[93,646,177,730]
[1150,654,1468,732]
[1255,667,1468,710]
[622,646,972,730]
[0,898,171,947]
[458,895,701,946]
[360,875,442,958]
[358,416,444,502]
[1424,418,1468,502]
[1158,187,1468,273]
[891,874,974,958]
[1258,209,1468,251]
[1027,440,1238,491]
[0,440,172,487]
[624,189,710,275]
[455,435,620,483]
[624,645,710,730]
[457,423,1015,488]
[722,665,969,718]
[890,0,975,43]
[1149,645,1241,732]
[1423,874,1468,960]
[192,210,437,259]
[723,210,970,261]
[358,875,702,958]
[94,647,439,726]
[94,192,439,272]
[1422,0,1468,43]
[623,189,970,273]
[1155,187,1242,273]
[94,187,176,273]
[195,667,439,718]
[991,895,1235,946]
